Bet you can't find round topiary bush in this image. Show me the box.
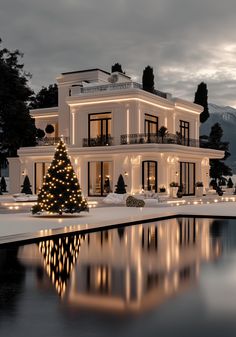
[45,124,55,134]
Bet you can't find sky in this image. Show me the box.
[1,0,236,107]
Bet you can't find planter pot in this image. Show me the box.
[195,186,203,197]
[170,187,178,198]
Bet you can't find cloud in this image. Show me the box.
[1,0,236,106]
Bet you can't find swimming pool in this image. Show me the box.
[0,217,236,337]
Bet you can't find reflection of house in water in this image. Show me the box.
[17,218,222,312]
[67,218,221,312]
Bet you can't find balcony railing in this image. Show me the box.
[120,133,201,147]
[82,133,204,148]
[70,82,167,99]
[83,136,114,147]
[36,137,70,146]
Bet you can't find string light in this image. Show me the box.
[32,139,88,215]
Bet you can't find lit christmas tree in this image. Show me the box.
[32,138,88,214]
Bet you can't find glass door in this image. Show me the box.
[89,113,111,146]
[142,161,158,192]
[145,114,158,143]
[179,120,190,146]
[180,162,195,195]
[88,161,113,196]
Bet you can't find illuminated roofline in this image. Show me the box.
[68,98,174,111]
[33,114,58,119]
[175,105,201,114]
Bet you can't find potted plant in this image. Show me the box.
[177,184,183,198]
[169,181,179,198]
[158,126,168,143]
[159,185,166,193]
[195,181,204,197]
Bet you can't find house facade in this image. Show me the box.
[8,68,224,197]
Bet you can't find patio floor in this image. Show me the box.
[0,193,236,245]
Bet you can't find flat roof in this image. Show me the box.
[61,68,111,76]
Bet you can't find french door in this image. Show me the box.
[180,162,195,195]
[142,161,158,192]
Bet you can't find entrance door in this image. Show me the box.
[142,161,157,192]
[180,162,195,195]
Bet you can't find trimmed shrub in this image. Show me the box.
[126,196,145,207]
[21,175,32,194]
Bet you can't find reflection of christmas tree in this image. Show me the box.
[32,139,88,214]
[38,234,84,297]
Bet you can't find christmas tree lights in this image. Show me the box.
[38,234,84,297]
[32,139,89,215]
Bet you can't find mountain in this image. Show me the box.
[200,103,236,173]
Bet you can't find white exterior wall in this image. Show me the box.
[8,68,225,196]
[8,157,21,194]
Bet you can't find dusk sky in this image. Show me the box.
[1,0,236,106]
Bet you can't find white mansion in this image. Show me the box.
[9,68,223,197]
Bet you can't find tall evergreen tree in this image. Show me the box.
[142,66,155,93]
[207,123,232,185]
[32,139,88,214]
[21,175,32,194]
[115,174,127,194]
[194,82,209,123]
[29,83,58,109]
[0,38,36,160]
[111,63,125,74]
[0,176,7,192]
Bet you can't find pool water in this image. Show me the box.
[1,217,236,337]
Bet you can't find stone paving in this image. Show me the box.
[0,193,236,245]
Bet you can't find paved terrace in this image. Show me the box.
[0,194,236,245]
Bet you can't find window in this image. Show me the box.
[145,114,158,142]
[89,113,111,146]
[88,161,113,196]
[142,161,158,192]
[34,162,51,194]
[179,120,190,146]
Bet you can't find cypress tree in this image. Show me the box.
[207,123,232,185]
[0,176,7,192]
[32,139,88,214]
[194,82,209,123]
[115,174,127,194]
[142,66,155,93]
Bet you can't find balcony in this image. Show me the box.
[82,133,203,148]
[36,137,70,146]
[83,135,114,147]
[120,133,201,147]
[70,82,167,99]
